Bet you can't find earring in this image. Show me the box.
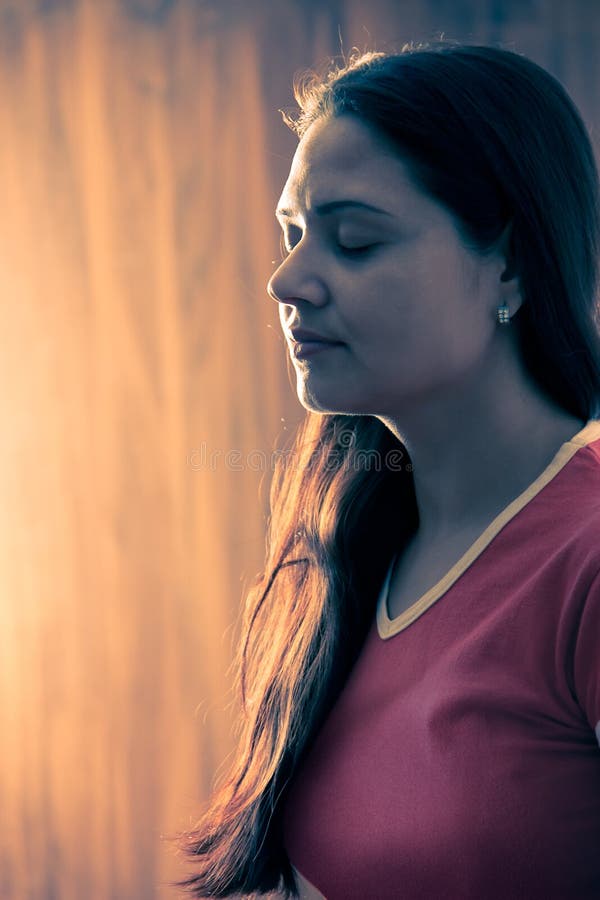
[497,303,510,325]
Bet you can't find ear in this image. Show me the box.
[496,220,523,315]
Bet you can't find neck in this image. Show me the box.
[378,334,586,545]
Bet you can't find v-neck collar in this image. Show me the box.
[377,418,600,640]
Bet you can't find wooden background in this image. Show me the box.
[0,1,598,897]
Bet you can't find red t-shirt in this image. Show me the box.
[282,420,600,899]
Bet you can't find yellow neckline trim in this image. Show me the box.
[377,418,600,641]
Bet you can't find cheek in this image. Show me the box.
[353,280,485,375]
[347,271,432,345]
[340,244,484,352]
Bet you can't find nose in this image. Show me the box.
[266,248,328,308]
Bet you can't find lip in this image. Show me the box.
[291,340,343,360]
[288,327,342,344]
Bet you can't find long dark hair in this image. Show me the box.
[170,41,600,898]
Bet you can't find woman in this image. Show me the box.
[174,42,600,898]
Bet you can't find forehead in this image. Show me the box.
[278,115,431,219]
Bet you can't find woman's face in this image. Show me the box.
[267,114,507,416]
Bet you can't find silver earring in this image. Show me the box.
[497,303,510,325]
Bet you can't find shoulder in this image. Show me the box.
[543,428,600,549]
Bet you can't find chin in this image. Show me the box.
[296,384,373,417]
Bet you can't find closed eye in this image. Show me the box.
[278,228,378,261]
[337,243,377,257]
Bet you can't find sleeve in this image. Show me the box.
[572,567,600,745]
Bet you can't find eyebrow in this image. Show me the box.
[275,199,394,219]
